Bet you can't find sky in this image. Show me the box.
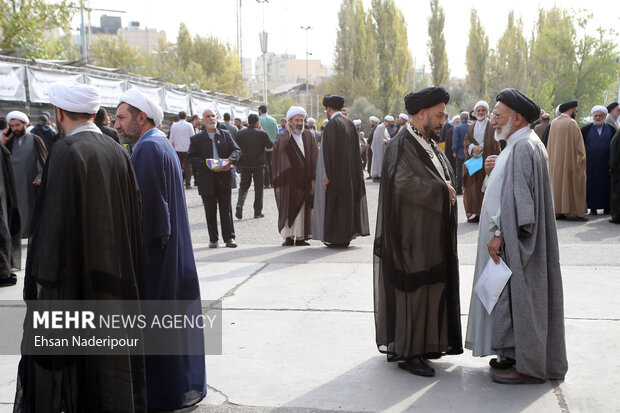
[75,0,619,79]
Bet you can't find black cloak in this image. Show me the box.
[0,144,20,278]
[374,128,462,359]
[14,129,147,413]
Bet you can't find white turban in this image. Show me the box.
[369,116,380,123]
[384,115,394,122]
[48,82,101,114]
[353,119,362,126]
[474,100,489,112]
[6,110,29,124]
[555,105,560,116]
[286,106,307,121]
[323,119,329,125]
[591,105,608,117]
[307,117,316,125]
[451,115,460,123]
[119,88,164,127]
[398,113,409,121]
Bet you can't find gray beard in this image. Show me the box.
[593,120,604,128]
[292,126,303,135]
[494,116,513,142]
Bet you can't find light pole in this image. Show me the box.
[257,0,269,104]
[300,26,312,113]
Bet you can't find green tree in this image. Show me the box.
[0,0,75,58]
[176,23,193,67]
[487,11,528,98]
[333,0,378,103]
[91,35,151,74]
[427,0,449,86]
[372,0,411,114]
[465,8,489,98]
[349,97,382,133]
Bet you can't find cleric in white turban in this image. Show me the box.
[6,110,29,125]
[384,115,394,122]
[590,105,607,118]
[118,88,164,127]
[353,119,362,126]
[369,116,380,123]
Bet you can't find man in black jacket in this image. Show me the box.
[188,108,241,248]
[234,114,273,219]
[94,107,120,143]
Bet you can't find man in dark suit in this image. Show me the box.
[233,113,273,219]
[188,108,241,248]
[94,107,120,143]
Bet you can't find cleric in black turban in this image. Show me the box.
[496,88,541,123]
[558,100,578,114]
[322,95,345,110]
[404,86,450,115]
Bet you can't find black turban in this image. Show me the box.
[558,100,578,113]
[607,102,619,112]
[404,86,450,115]
[496,88,540,124]
[323,95,345,110]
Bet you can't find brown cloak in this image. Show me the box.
[462,121,500,216]
[272,129,318,238]
[547,116,587,217]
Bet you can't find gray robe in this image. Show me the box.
[492,130,568,380]
[10,133,42,237]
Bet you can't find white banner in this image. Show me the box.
[232,105,248,121]
[27,67,83,103]
[0,63,26,102]
[127,82,164,109]
[162,89,189,114]
[190,96,215,116]
[215,102,232,119]
[85,75,125,107]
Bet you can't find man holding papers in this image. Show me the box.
[467,88,567,385]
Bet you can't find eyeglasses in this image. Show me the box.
[491,112,505,120]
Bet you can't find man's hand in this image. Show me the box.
[221,158,232,171]
[446,180,456,205]
[1,129,11,145]
[487,235,502,264]
[323,177,329,187]
[33,178,41,186]
[485,155,498,175]
[473,145,482,155]
[452,153,456,158]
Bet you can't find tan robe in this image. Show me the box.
[462,121,500,216]
[547,115,587,217]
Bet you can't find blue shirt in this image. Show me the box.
[451,121,470,160]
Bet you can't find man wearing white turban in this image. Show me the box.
[272,106,318,245]
[1,110,47,239]
[115,88,207,410]
[14,82,147,412]
[462,100,501,222]
[366,116,380,177]
[580,105,616,215]
[369,116,392,180]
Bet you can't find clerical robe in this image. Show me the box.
[272,129,318,240]
[547,115,587,217]
[4,133,46,238]
[131,128,206,410]
[369,122,389,178]
[15,125,146,413]
[462,119,500,217]
[0,144,20,282]
[581,123,616,211]
[610,129,620,223]
[492,129,568,380]
[313,113,369,244]
[466,126,525,356]
[374,126,462,360]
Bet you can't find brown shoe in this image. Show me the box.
[492,367,545,385]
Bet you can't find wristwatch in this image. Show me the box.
[494,229,502,238]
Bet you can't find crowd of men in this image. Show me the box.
[0,77,619,410]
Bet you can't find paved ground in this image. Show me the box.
[1,179,619,413]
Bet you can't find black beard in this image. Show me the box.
[571,112,576,119]
[12,127,25,137]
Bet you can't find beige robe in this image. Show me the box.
[547,115,586,217]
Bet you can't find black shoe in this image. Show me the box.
[235,206,243,219]
[254,213,265,218]
[208,241,218,248]
[467,215,480,223]
[295,239,310,246]
[456,191,463,195]
[282,237,294,246]
[489,357,515,370]
[324,241,350,248]
[0,273,17,287]
[556,214,567,220]
[589,209,598,215]
[398,357,435,377]
[567,216,588,221]
[225,239,237,248]
[366,176,373,180]
[610,218,620,224]
[604,209,610,214]
[372,177,381,182]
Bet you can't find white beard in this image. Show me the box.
[593,120,604,128]
[292,126,303,135]
[476,115,487,121]
[494,116,513,142]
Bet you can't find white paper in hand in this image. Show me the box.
[474,257,512,314]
